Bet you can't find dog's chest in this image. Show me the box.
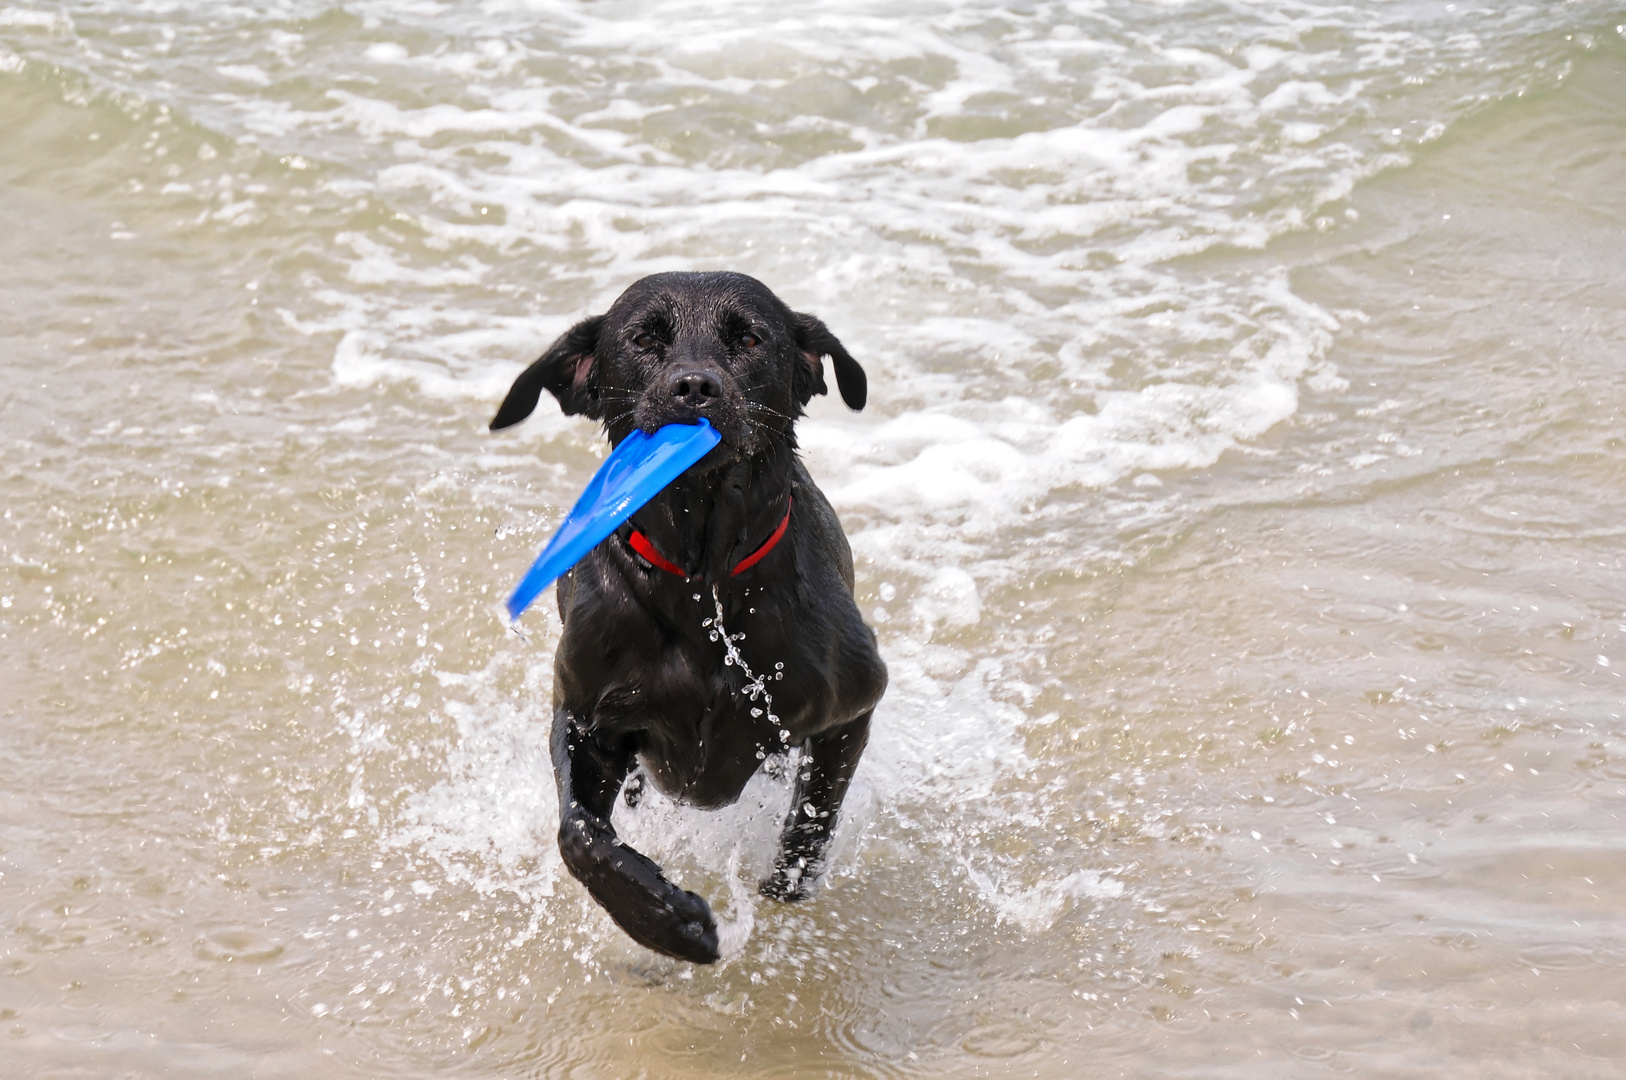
[587,626,781,731]
[560,601,816,801]
[601,637,790,806]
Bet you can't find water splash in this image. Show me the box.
[705,583,788,748]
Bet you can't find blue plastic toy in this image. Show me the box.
[506,419,722,620]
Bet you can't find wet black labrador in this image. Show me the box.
[489,272,887,963]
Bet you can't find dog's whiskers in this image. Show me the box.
[744,400,796,424]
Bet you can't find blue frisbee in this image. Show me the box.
[506,419,721,620]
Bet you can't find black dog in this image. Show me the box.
[490,272,887,963]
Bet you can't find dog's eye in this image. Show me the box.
[738,333,759,349]
[633,333,656,349]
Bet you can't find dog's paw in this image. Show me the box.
[603,878,721,964]
[611,878,719,963]
[559,813,720,963]
[759,858,821,903]
[652,885,721,964]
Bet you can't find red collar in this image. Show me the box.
[628,496,792,581]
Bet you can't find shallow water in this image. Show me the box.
[3,2,1626,1076]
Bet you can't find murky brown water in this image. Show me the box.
[3,4,1625,1076]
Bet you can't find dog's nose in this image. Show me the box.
[666,369,722,407]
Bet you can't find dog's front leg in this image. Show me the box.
[552,709,720,963]
[761,711,872,902]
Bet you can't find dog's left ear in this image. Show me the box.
[490,315,605,429]
[791,312,867,411]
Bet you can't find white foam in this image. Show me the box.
[960,863,1125,933]
[0,7,73,33]
[363,42,408,64]
[217,64,269,86]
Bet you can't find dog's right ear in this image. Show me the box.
[490,315,605,429]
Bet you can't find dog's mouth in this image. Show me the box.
[621,370,758,452]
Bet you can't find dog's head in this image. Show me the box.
[489,272,866,453]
